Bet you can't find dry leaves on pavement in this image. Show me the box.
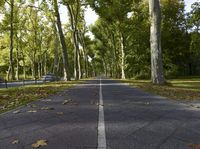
[28,110,37,113]
[12,140,19,144]
[41,99,52,102]
[13,110,21,114]
[41,107,54,110]
[62,99,72,105]
[32,139,47,148]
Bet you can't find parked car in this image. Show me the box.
[0,77,4,83]
[41,73,57,82]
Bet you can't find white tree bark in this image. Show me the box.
[149,0,165,84]
[120,34,126,80]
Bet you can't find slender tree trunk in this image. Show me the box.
[7,0,15,80]
[38,61,41,78]
[79,31,88,78]
[31,62,34,79]
[66,4,79,80]
[44,52,47,75]
[53,22,59,78]
[111,31,118,78]
[16,39,19,80]
[23,55,26,80]
[77,48,81,79]
[33,50,36,80]
[54,0,70,81]
[75,0,82,79]
[120,34,125,79]
[149,0,165,84]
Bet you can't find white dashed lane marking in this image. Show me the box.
[97,78,106,149]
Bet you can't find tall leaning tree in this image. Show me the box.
[7,0,15,80]
[53,0,70,81]
[149,0,165,84]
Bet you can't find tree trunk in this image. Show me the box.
[54,0,70,81]
[44,52,47,75]
[79,31,88,78]
[66,4,79,80]
[111,31,118,78]
[78,48,82,79]
[149,0,165,84]
[53,22,59,79]
[23,56,26,80]
[33,51,36,80]
[16,38,19,80]
[7,0,15,81]
[120,34,125,79]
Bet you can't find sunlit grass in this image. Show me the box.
[122,77,200,101]
[0,80,84,113]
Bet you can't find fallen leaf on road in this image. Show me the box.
[41,99,52,102]
[32,140,47,148]
[57,112,64,115]
[41,107,54,110]
[62,99,72,105]
[28,110,37,113]
[13,110,21,114]
[12,140,19,144]
[62,100,69,105]
[188,143,200,149]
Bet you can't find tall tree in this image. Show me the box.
[149,0,165,84]
[7,0,15,80]
[53,0,70,81]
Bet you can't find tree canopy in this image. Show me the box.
[0,0,199,84]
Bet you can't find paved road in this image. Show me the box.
[0,78,200,149]
[0,80,44,88]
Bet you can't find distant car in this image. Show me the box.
[0,77,4,83]
[41,73,57,82]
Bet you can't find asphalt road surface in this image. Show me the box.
[0,78,200,149]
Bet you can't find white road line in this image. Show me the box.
[97,78,107,149]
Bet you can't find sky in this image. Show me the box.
[59,5,99,26]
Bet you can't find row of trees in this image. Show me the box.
[0,0,94,81]
[89,0,200,84]
[0,0,199,84]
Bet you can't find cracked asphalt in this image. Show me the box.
[0,78,200,149]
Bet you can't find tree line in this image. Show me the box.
[0,0,92,81]
[89,0,200,84]
[0,0,199,84]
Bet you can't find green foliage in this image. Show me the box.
[89,0,200,78]
[0,0,200,80]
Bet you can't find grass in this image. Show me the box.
[0,80,84,114]
[122,78,200,101]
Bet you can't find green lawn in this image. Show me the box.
[122,78,200,101]
[0,80,83,113]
